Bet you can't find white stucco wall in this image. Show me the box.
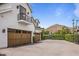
[35,29,41,33]
[0,3,35,48]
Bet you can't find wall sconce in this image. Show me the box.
[2,29,5,33]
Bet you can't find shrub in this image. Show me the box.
[41,30,50,40]
[74,34,79,43]
[42,35,53,39]
[65,34,74,42]
[65,34,79,43]
[43,35,48,39]
[52,34,64,40]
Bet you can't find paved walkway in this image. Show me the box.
[0,39,79,56]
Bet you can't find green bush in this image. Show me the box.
[41,30,50,40]
[65,34,79,43]
[41,35,53,39]
[41,32,44,40]
[41,27,79,43]
[52,34,64,40]
[43,35,49,39]
[74,34,79,43]
[65,34,74,42]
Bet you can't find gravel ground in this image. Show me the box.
[0,39,79,56]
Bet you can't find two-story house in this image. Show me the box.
[0,3,41,48]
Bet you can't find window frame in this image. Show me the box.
[18,5,26,20]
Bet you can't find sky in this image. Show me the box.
[31,3,79,28]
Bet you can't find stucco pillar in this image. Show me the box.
[31,32,33,44]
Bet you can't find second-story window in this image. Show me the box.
[20,5,26,14]
[18,5,26,20]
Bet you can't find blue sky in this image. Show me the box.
[31,3,79,28]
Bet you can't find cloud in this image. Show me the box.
[55,8,64,16]
[74,3,79,18]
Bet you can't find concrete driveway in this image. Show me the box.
[1,39,79,56]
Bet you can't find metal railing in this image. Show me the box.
[26,15,32,23]
[18,13,32,23]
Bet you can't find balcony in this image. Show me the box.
[18,13,32,25]
[35,27,42,33]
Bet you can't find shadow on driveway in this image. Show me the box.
[0,53,6,56]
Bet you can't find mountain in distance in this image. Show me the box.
[46,24,71,33]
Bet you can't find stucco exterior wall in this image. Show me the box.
[0,3,35,48]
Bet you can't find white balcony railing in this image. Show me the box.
[35,27,42,33]
[26,15,32,23]
[18,13,32,24]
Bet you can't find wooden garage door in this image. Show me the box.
[34,33,41,43]
[8,28,31,47]
[8,29,16,47]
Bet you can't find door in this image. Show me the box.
[8,28,31,47]
[34,33,41,43]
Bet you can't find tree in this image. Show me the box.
[53,26,71,40]
[54,26,71,34]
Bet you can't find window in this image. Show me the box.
[23,31,27,33]
[18,5,26,20]
[19,5,26,14]
[19,13,26,20]
[16,30,21,33]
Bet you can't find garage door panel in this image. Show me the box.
[27,32,31,43]
[24,34,28,43]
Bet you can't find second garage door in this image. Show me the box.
[34,33,41,43]
[8,28,31,47]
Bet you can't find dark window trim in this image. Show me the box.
[18,5,26,20]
